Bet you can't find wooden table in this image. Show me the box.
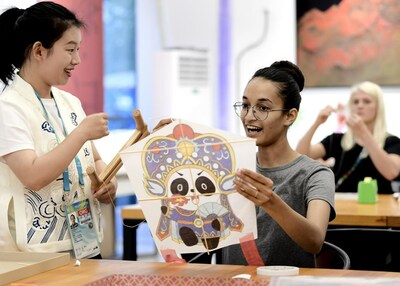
[331,193,400,227]
[122,194,400,227]
[10,259,400,285]
[120,194,400,260]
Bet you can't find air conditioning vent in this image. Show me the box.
[178,56,208,86]
[153,49,212,126]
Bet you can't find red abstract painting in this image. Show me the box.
[297,0,400,87]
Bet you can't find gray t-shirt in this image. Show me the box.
[222,155,336,267]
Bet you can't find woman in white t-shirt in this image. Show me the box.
[0,1,117,258]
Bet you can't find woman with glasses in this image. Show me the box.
[296,81,400,194]
[222,60,336,267]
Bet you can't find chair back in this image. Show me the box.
[316,241,351,269]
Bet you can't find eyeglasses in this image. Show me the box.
[233,102,288,121]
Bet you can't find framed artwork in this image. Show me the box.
[297,0,400,87]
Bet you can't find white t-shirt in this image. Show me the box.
[0,98,63,158]
[0,75,102,254]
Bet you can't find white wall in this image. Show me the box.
[136,0,218,129]
[136,0,400,147]
[231,0,297,133]
[137,0,297,132]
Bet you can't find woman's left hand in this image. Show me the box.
[92,179,117,204]
[346,114,371,143]
[234,168,274,206]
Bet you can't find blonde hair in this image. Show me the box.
[341,81,387,157]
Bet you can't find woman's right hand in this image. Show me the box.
[316,105,335,125]
[76,113,110,141]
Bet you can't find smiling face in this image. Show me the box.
[40,26,82,87]
[241,78,289,147]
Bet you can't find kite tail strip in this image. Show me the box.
[240,233,264,266]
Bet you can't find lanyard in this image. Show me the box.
[336,156,362,190]
[34,91,84,192]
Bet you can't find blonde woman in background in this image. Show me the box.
[296,81,400,193]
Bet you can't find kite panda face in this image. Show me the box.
[167,166,219,208]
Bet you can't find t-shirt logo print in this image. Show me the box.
[41,121,55,133]
[83,148,90,157]
[70,113,78,126]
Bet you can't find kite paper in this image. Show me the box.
[120,119,257,255]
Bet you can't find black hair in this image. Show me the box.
[251,60,304,111]
[0,1,84,85]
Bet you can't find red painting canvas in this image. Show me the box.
[297,0,400,87]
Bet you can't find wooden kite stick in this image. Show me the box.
[87,109,149,190]
[98,126,150,185]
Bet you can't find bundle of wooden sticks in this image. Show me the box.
[87,109,149,189]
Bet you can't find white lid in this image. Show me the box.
[256,265,299,276]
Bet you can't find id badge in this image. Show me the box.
[66,199,101,259]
